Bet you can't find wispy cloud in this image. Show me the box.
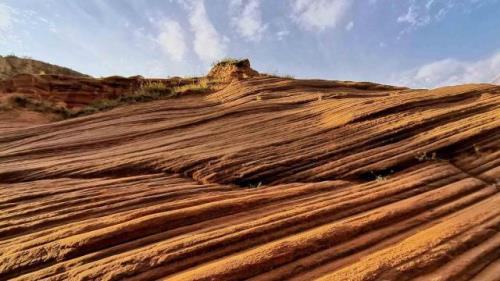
[396,0,488,36]
[290,0,352,31]
[0,3,25,48]
[229,0,267,42]
[157,19,187,61]
[0,3,12,32]
[392,51,500,88]
[183,0,227,64]
[397,3,431,27]
[345,21,354,31]
[276,29,290,40]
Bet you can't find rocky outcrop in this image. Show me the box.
[207,58,260,81]
[0,74,498,280]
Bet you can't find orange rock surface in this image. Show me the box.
[0,72,499,280]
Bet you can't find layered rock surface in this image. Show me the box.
[0,71,499,280]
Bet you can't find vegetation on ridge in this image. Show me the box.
[73,79,214,117]
[0,78,216,119]
[1,95,71,118]
[211,57,248,67]
[0,56,259,120]
[0,54,88,79]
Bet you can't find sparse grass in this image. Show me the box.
[141,81,169,93]
[71,79,214,118]
[369,170,392,182]
[5,95,71,117]
[173,78,212,95]
[415,151,437,162]
[211,57,247,67]
[72,81,175,117]
[247,182,262,188]
[86,98,121,111]
[473,144,481,155]
[126,81,174,100]
[4,79,216,119]
[262,72,295,79]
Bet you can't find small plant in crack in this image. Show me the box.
[370,170,394,182]
[473,144,481,155]
[247,182,262,188]
[415,151,437,162]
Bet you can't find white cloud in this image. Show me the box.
[157,19,187,61]
[229,0,267,42]
[397,4,430,27]
[392,51,500,88]
[397,0,489,36]
[396,0,451,37]
[290,0,352,31]
[183,0,227,63]
[276,29,290,40]
[0,3,20,45]
[345,21,354,31]
[0,3,12,31]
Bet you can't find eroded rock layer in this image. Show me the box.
[0,77,498,280]
[0,74,190,108]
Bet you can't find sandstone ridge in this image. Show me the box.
[0,59,499,281]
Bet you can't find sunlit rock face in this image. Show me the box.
[0,58,499,281]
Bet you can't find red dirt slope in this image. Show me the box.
[0,71,499,280]
[0,74,186,108]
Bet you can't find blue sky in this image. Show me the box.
[0,0,499,88]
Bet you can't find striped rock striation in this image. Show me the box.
[0,72,499,280]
